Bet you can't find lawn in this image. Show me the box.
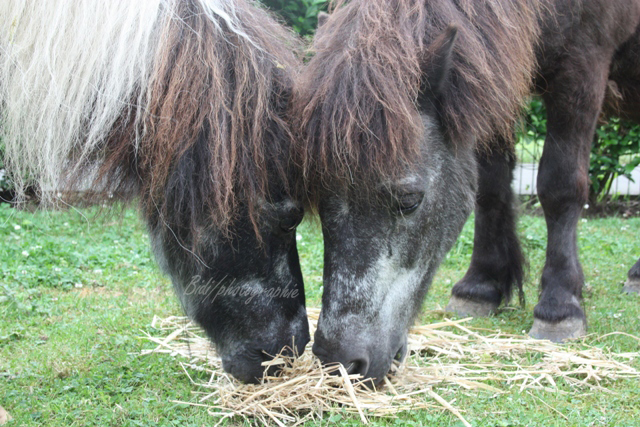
[1,203,639,426]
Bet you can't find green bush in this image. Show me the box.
[516,99,547,164]
[590,118,640,202]
[259,0,328,36]
[517,100,640,202]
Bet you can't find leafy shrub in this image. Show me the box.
[259,0,328,36]
[590,118,640,202]
[517,100,640,203]
[516,99,547,164]
[521,99,547,137]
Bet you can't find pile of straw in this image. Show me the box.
[140,308,640,426]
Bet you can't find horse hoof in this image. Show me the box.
[622,277,640,294]
[445,295,499,317]
[529,317,586,342]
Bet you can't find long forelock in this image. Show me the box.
[1,0,300,238]
[293,0,426,196]
[138,0,299,238]
[293,0,543,203]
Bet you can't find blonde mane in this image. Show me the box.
[1,0,300,234]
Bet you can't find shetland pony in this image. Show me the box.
[1,0,309,383]
[293,0,640,383]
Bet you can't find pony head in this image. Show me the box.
[293,0,539,383]
[1,0,310,383]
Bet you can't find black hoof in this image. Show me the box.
[529,317,587,342]
[445,295,499,317]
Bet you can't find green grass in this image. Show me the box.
[1,204,639,426]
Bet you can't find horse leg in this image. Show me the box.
[624,259,640,294]
[447,141,524,317]
[529,58,612,342]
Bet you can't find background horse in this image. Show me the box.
[447,0,640,342]
[293,0,640,384]
[1,0,309,383]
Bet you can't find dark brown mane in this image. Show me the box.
[293,0,542,194]
[97,0,301,238]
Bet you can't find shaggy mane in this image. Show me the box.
[293,0,542,193]
[1,0,299,237]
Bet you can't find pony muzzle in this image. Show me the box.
[312,329,408,385]
[222,330,310,384]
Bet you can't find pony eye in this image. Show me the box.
[279,215,302,233]
[395,193,424,215]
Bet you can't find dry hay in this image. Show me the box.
[140,308,640,426]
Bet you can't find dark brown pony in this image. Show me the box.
[293,0,640,383]
[1,0,309,383]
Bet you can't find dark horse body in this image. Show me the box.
[294,0,640,384]
[1,0,309,383]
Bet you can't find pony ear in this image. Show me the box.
[317,11,329,28]
[418,25,458,111]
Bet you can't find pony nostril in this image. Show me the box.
[345,358,369,376]
[313,336,370,378]
[261,351,273,362]
[394,341,408,362]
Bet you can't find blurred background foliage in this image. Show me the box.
[516,98,640,203]
[260,0,328,36]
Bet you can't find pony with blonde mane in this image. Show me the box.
[1,0,309,383]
